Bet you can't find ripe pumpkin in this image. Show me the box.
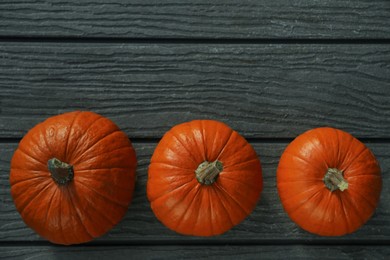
[277,127,382,236]
[9,111,137,245]
[147,120,263,236]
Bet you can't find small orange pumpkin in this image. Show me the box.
[9,111,137,245]
[277,127,382,236]
[147,120,263,236]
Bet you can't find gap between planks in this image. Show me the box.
[0,36,390,45]
[1,239,390,247]
[1,137,390,144]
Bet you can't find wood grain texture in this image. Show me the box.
[1,142,389,242]
[0,0,389,39]
[1,245,390,260]
[0,43,389,139]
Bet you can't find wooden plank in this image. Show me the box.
[1,142,389,242]
[0,43,389,139]
[1,245,390,259]
[0,0,389,39]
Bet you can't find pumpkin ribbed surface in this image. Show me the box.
[147,120,263,236]
[277,127,382,236]
[10,111,137,245]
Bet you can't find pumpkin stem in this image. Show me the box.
[324,168,348,192]
[195,160,223,185]
[48,158,74,185]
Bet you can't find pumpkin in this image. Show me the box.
[147,120,263,236]
[9,111,137,245]
[277,127,382,236]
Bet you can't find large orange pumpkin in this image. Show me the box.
[9,111,137,245]
[147,120,263,236]
[277,127,382,236]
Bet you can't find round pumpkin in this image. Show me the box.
[147,120,263,236]
[9,111,137,245]
[277,127,382,236]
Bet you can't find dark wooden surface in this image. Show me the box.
[1,44,389,139]
[1,245,390,260]
[1,0,390,39]
[0,1,389,259]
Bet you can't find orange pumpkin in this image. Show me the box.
[277,127,382,236]
[9,111,137,245]
[147,120,263,236]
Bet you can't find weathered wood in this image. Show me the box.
[0,43,389,139]
[0,0,389,39]
[1,245,390,259]
[1,142,388,242]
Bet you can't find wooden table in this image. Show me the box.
[1,0,389,259]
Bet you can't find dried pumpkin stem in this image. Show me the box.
[324,168,348,192]
[48,158,74,185]
[195,160,223,185]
